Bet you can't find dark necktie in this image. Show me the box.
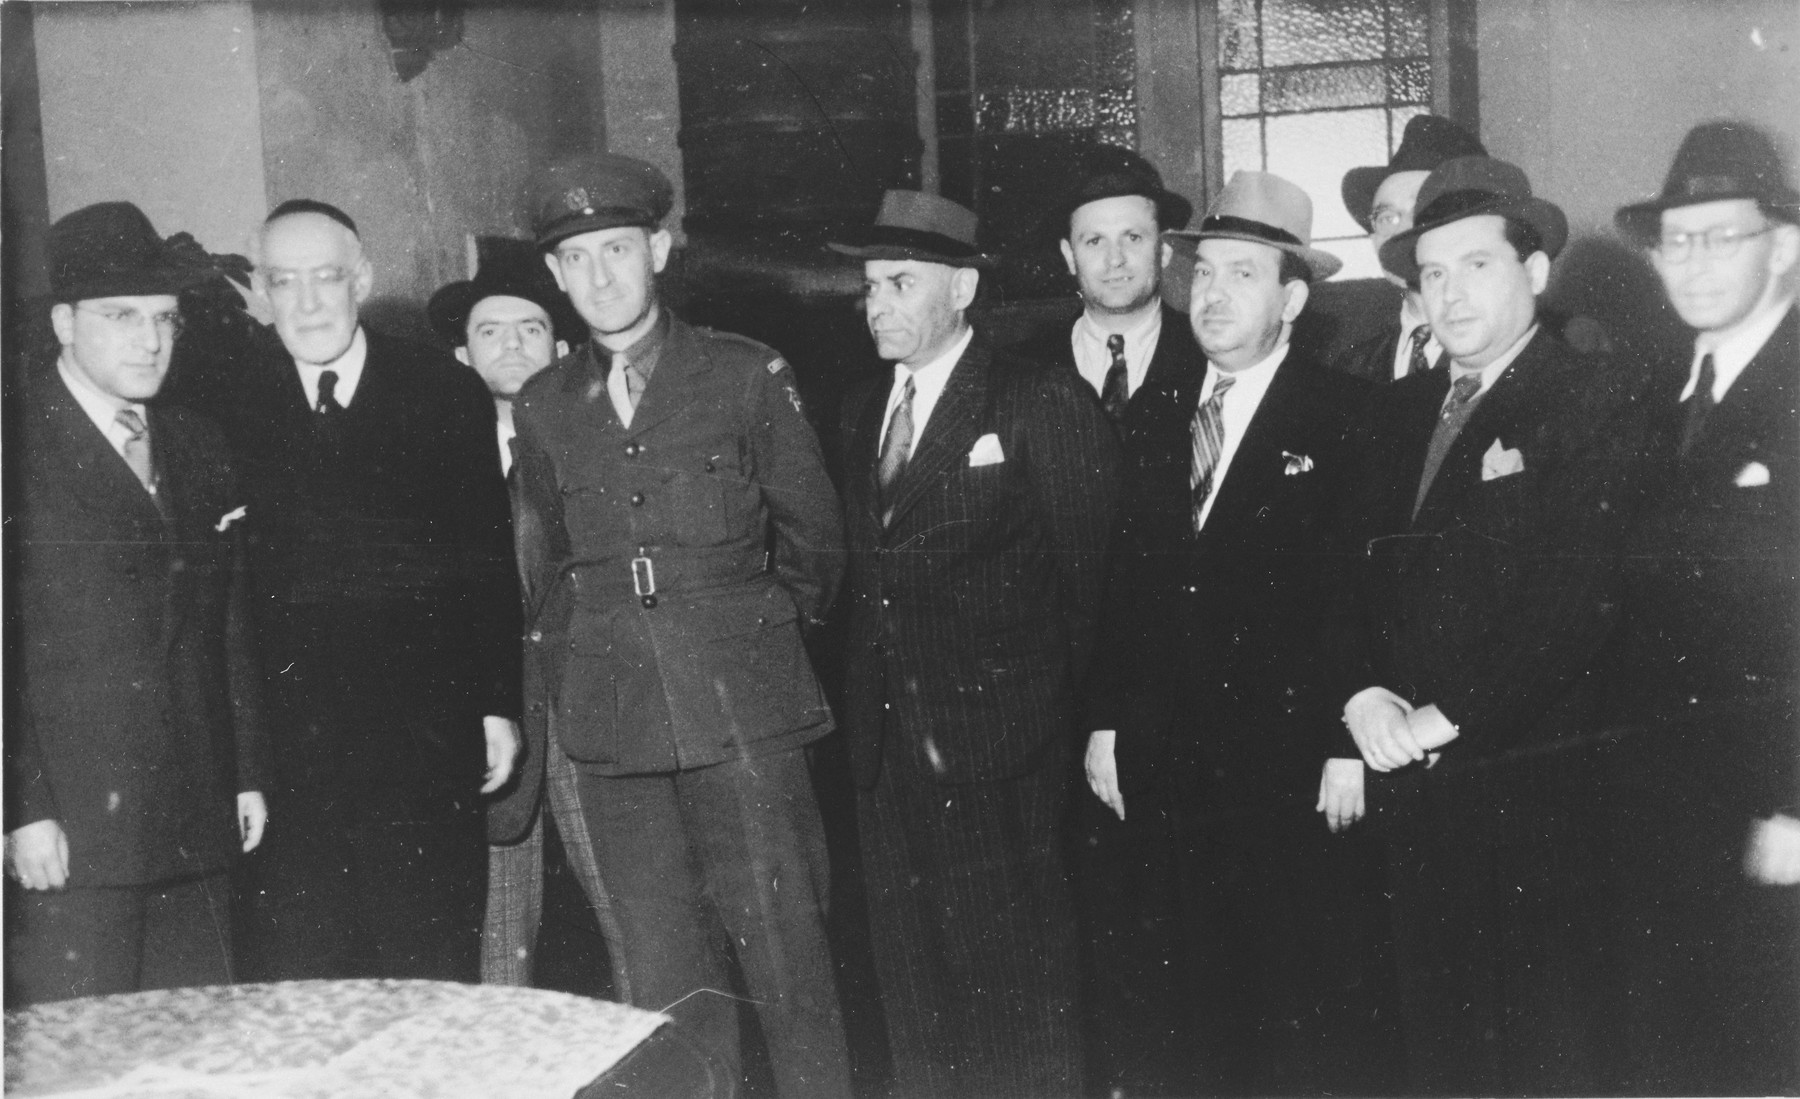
[1100,333,1129,423]
[1406,326,1433,379]
[1680,353,1716,455]
[1189,374,1236,532]
[115,407,155,494]
[1414,372,1485,518]
[878,376,916,524]
[316,369,343,414]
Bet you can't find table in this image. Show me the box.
[4,979,684,1098]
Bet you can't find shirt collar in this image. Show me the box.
[294,327,368,407]
[1075,304,1163,354]
[1202,340,1289,401]
[57,352,145,439]
[897,324,974,385]
[1450,322,1538,398]
[1685,296,1795,402]
[610,307,671,376]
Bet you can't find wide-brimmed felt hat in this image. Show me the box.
[1378,156,1568,282]
[1168,171,1341,282]
[533,154,674,250]
[48,201,207,303]
[428,239,585,346]
[1038,147,1194,240]
[828,189,992,268]
[1340,115,1487,233]
[1615,120,1800,246]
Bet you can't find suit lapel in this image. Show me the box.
[1412,329,1557,530]
[43,377,165,526]
[882,334,990,534]
[1201,358,1303,536]
[1688,307,1798,465]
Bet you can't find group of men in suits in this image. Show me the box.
[7,112,1795,1099]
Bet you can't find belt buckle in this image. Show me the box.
[631,556,656,597]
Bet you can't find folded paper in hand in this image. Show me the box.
[1481,439,1525,481]
[968,433,1005,467]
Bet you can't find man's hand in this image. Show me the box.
[482,716,522,795]
[1343,686,1420,771]
[1316,757,1366,833]
[238,791,268,853]
[5,819,70,891]
[1746,813,1800,885]
[1085,730,1125,821]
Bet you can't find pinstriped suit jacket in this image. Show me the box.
[838,330,1122,789]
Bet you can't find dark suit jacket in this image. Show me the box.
[1089,352,1373,811]
[838,330,1122,789]
[207,328,520,819]
[8,367,267,886]
[512,315,843,778]
[1349,326,1654,768]
[1335,324,1404,385]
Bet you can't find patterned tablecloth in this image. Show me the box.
[3,979,669,1098]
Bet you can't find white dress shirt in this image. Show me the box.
[1194,342,1289,532]
[1071,306,1163,399]
[57,354,150,480]
[1681,296,1795,403]
[883,325,975,449]
[294,327,369,409]
[1393,294,1443,380]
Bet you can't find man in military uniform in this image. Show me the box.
[513,155,850,1099]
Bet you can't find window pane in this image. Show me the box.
[1387,60,1431,104]
[1262,0,1386,67]
[1218,0,1261,70]
[1264,62,1387,113]
[1222,117,1264,180]
[1264,107,1388,240]
[1221,73,1261,117]
[1387,0,1430,55]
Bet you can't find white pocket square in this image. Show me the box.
[1281,451,1314,476]
[215,505,248,533]
[1481,439,1525,481]
[1735,461,1771,487]
[968,433,1005,467]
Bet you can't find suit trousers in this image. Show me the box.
[239,808,485,983]
[482,739,623,987]
[575,748,849,1099]
[6,872,234,1006]
[859,730,1083,1099]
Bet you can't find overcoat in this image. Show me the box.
[512,315,843,776]
[8,367,267,887]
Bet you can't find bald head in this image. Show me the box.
[255,208,373,365]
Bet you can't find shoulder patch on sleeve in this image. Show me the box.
[767,357,787,375]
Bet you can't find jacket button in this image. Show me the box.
[641,594,658,609]
[637,545,649,555]
[528,630,543,643]
[704,461,716,473]
[630,492,645,506]
[625,441,641,457]
[757,616,768,627]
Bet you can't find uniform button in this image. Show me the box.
[757,616,768,627]
[704,460,716,473]
[528,630,543,643]
[630,492,645,506]
[625,442,641,457]
[637,545,648,555]
[641,594,658,609]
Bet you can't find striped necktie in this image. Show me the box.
[1406,325,1433,378]
[1189,374,1235,531]
[1100,333,1129,423]
[115,407,156,494]
[878,376,916,524]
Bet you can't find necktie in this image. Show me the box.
[1189,374,1236,532]
[616,352,647,412]
[1680,353,1716,455]
[1414,372,1485,518]
[316,370,342,414]
[1405,326,1433,379]
[115,408,155,493]
[1100,333,1129,423]
[878,376,916,523]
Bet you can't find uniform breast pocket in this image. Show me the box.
[669,447,742,546]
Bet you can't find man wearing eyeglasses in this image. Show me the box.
[213,200,522,984]
[1597,120,1800,1095]
[6,202,268,1003]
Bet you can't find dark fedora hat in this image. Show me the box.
[1615,120,1800,246]
[427,239,585,347]
[1378,156,1568,282]
[48,201,206,303]
[828,189,992,267]
[1168,170,1342,282]
[1341,115,1487,233]
[1039,147,1194,240]
[533,153,674,250]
